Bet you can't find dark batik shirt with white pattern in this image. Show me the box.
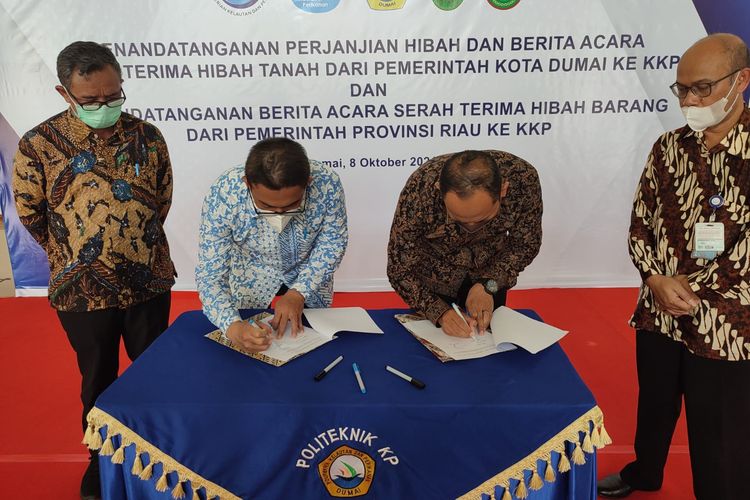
[629,107,750,360]
[387,151,543,324]
[13,110,175,312]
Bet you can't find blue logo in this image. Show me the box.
[222,0,259,8]
[293,0,340,12]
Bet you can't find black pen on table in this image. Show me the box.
[385,365,426,389]
[314,355,343,381]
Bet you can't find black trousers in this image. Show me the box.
[57,292,171,433]
[437,276,508,314]
[620,329,750,500]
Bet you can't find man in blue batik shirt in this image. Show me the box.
[196,138,348,352]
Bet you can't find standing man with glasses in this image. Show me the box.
[12,41,175,500]
[597,33,750,500]
[196,137,348,351]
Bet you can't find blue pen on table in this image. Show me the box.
[451,302,478,341]
[385,365,426,389]
[314,355,343,381]
[352,363,366,394]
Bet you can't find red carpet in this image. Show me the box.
[0,289,692,499]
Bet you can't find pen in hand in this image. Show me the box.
[451,302,478,341]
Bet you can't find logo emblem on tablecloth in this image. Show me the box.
[318,445,376,497]
[293,0,340,13]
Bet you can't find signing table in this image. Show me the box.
[85,309,610,500]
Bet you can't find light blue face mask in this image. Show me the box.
[64,87,123,129]
[74,103,122,129]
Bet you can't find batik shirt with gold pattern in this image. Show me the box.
[13,110,175,312]
[629,107,750,361]
[387,151,543,324]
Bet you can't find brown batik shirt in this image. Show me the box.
[13,110,175,312]
[387,151,543,324]
[629,107,750,360]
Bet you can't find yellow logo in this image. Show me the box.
[317,445,376,497]
[367,0,406,10]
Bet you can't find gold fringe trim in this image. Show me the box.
[458,405,611,499]
[544,459,556,482]
[529,469,543,490]
[85,407,239,500]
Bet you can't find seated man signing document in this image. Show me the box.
[387,150,542,337]
[196,138,348,351]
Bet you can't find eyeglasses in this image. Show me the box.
[65,87,127,111]
[669,69,740,99]
[248,185,308,216]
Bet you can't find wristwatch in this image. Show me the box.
[477,278,499,294]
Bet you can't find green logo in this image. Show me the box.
[432,0,463,10]
[487,0,520,9]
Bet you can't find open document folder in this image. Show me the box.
[396,306,568,362]
[205,307,383,366]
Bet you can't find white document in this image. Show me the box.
[303,307,384,337]
[258,308,383,362]
[261,320,331,362]
[403,306,567,361]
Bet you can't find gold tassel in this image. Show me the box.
[515,477,529,499]
[131,453,143,476]
[529,469,543,490]
[89,428,103,451]
[571,442,586,465]
[139,461,155,481]
[111,444,126,464]
[600,424,613,445]
[591,427,603,448]
[156,471,169,492]
[172,481,186,499]
[582,431,594,453]
[100,435,115,456]
[501,486,512,500]
[82,424,93,446]
[558,450,571,473]
[544,459,556,482]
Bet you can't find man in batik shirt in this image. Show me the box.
[13,41,175,499]
[598,33,750,500]
[387,150,542,337]
[196,138,347,352]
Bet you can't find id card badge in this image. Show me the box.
[692,222,724,260]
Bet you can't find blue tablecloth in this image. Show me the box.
[87,309,608,500]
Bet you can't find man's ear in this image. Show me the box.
[737,68,750,95]
[55,85,73,106]
[499,180,509,199]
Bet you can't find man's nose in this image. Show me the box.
[681,90,702,107]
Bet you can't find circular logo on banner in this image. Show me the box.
[318,445,375,497]
[293,0,340,13]
[487,0,520,9]
[367,0,407,10]
[222,0,259,8]
[433,0,463,10]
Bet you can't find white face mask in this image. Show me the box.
[266,215,292,233]
[681,74,741,132]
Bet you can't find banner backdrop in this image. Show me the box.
[0,0,743,292]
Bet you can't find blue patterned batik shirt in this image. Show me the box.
[196,161,348,333]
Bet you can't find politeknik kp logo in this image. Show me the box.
[318,445,376,497]
[487,0,521,9]
[293,0,340,13]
